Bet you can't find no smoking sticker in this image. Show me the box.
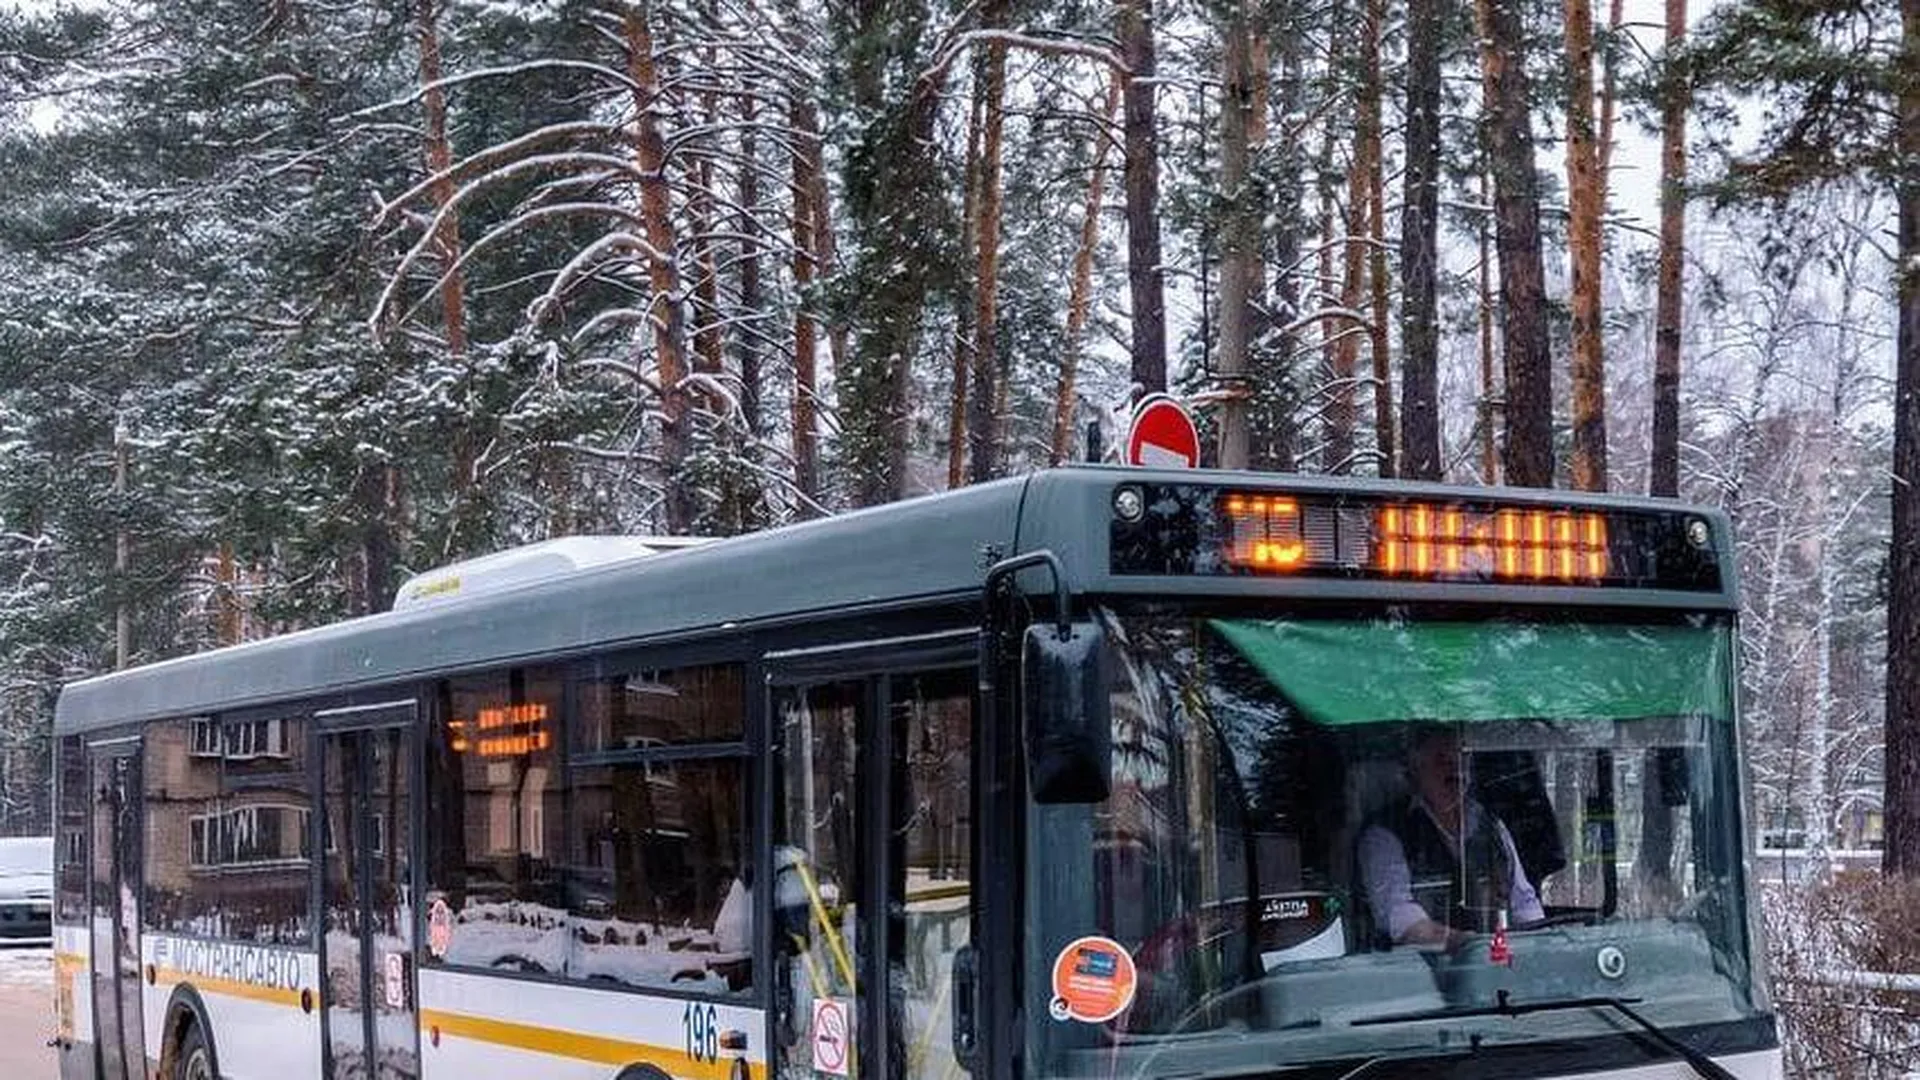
[384,952,405,1009]
[1048,935,1137,1024]
[812,998,851,1076]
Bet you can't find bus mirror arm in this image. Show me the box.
[951,943,980,1068]
[981,550,1114,805]
[981,550,1075,640]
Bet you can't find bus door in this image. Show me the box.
[767,640,977,1080]
[318,705,420,1080]
[87,739,145,1080]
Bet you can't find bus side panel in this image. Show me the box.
[419,968,766,1080]
[53,922,92,1078]
[143,935,322,1079]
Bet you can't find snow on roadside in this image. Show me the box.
[0,947,50,989]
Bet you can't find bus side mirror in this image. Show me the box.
[1023,621,1112,804]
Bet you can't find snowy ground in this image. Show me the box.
[0,945,48,989]
[0,945,51,1076]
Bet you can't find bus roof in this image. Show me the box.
[53,467,1737,736]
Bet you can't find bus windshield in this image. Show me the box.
[1025,608,1769,1077]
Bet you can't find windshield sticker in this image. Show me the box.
[1049,936,1137,1023]
[427,897,454,958]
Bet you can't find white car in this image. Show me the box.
[0,837,51,944]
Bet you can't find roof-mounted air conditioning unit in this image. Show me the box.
[392,535,715,610]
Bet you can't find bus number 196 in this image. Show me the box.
[683,1001,720,1064]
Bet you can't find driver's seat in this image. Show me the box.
[1332,756,1410,952]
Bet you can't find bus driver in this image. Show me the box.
[1357,725,1544,950]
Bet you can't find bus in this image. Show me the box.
[50,466,1780,1080]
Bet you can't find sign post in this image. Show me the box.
[1125,394,1201,469]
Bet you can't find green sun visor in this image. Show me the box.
[1207,619,1732,727]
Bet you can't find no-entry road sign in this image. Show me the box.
[1126,394,1200,468]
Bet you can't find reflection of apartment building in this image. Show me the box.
[144,716,313,940]
[191,804,310,870]
[438,666,750,933]
[145,720,224,900]
[189,718,310,870]
[470,760,558,862]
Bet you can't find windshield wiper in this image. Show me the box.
[1352,990,1737,1080]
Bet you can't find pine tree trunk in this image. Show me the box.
[1475,0,1554,488]
[1479,172,1499,484]
[967,22,1010,485]
[1319,175,1350,474]
[1052,75,1124,466]
[216,542,240,645]
[625,4,694,533]
[800,116,846,374]
[1565,0,1609,492]
[779,0,845,380]
[737,102,764,440]
[1367,188,1393,477]
[1120,0,1167,394]
[1883,0,1920,876]
[1362,0,1393,477]
[417,0,472,541]
[417,0,467,360]
[789,96,822,513]
[1400,0,1443,481]
[1649,0,1687,499]
[1331,155,1366,476]
[948,79,985,488]
[353,465,400,616]
[1256,25,1304,474]
[1596,0,1625,182]
[690,18,724,377]
[1216,6,1266,471]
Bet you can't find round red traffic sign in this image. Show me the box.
[1125,394,1200,468]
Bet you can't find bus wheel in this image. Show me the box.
[175,1020,213,1080]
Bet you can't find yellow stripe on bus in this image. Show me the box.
[420,1008,762,1080]
[53,952,86,972]
[150,967,308,1009]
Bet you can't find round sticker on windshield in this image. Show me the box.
[1049,936,1137,1023]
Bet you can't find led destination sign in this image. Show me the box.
[1110,484,1721,592]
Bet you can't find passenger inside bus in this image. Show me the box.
[1354,725,1544,950]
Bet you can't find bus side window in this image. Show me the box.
[219,712,312,946]
[424,668,567,974]
[564,661,753,996]
[142,719,227,939]
[56,736,89,926]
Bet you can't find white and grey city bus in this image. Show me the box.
[51,467,1779,1080]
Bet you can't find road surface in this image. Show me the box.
[0,945,52,1076]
